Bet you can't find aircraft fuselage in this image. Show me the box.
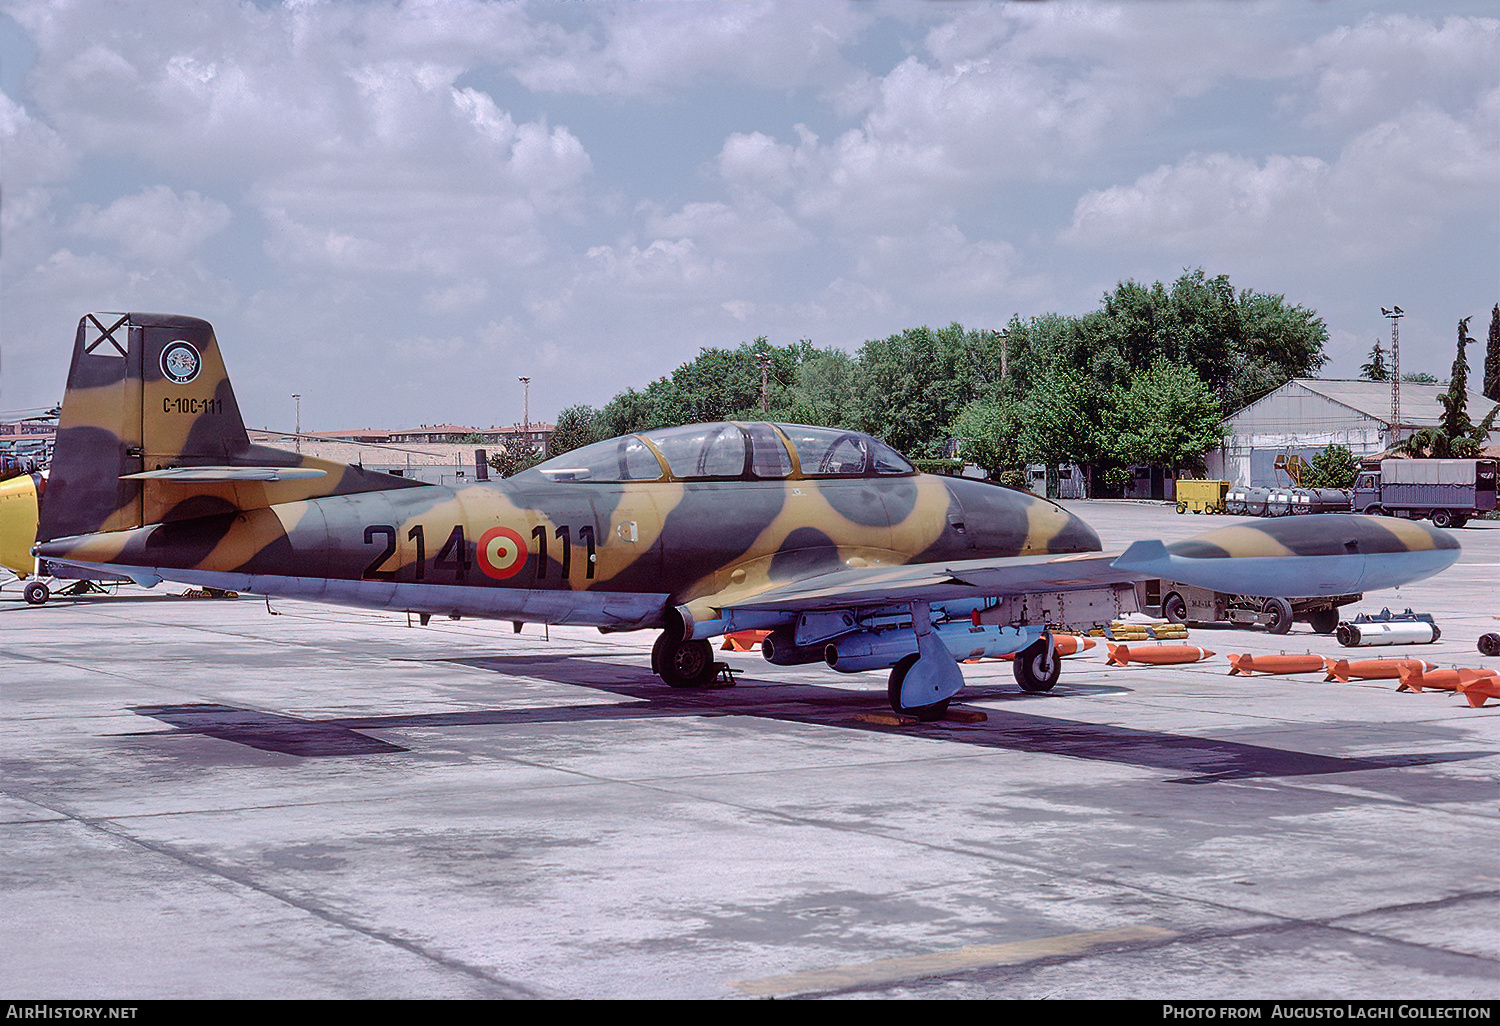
[45,470,1101,631]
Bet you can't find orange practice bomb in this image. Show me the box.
[1457,677,1500,707]
[1106,643,1215,667]
[1226,653,1326,676]
[992,635,1097,661]
[1323,657,1438,683]
[721,630,772,652]
[1396,665,1499,693]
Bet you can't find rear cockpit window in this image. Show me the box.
[644,423,748,479]
[745,423,793,479]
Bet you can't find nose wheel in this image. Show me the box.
[1013,636,1060,693]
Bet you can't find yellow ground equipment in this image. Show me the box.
[1175,480,1228,514]
[0,471,47,602]
[1,471,42,574]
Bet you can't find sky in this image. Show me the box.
[1,0,1496,433]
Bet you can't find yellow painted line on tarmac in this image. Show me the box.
[731,924,1177,997]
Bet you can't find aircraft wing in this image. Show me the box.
[719,514,1459,616]
[720,551,1131,614]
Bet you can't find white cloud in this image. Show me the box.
[1062,87,1499,270]
[1,1,1494,425]
[507,0,868,97]
[72,185,232,264]
[1292,13,1500,130]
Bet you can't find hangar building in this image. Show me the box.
[1210,378,1499,487]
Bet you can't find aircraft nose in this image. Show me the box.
[946,477,1101,555]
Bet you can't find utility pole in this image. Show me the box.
[517,376,531,434]
[1382,305,1403,443]
[292,393,301,453]
[758,352,771,414]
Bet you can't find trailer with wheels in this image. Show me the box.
[1137,578,1359,635]
[1351,459,1497,527]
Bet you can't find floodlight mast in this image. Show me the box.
[1381,306,1404,442]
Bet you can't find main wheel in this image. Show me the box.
[653,633,716,688]
[1162,592,1188,625]
[23,580,49,605]
[1479,633,1500,657]
[887,654,951,721]
[1262,597,1294,635]
[1013,637,1061,693]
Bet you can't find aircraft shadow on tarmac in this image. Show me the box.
[122,654,1494,785]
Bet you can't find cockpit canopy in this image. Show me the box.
[518,422,916,484]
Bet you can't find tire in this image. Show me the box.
[1450,514,1468,529]
[1162,593,1188,625]
[23,580,49,605]
[1176,502,1187,514]
[1306,607,1339,635]
[1012,637,1061,694]
[1431,509,1453,529]
[1263,597,1294,635]
[1360,505,1383,516]
[654,633,716,688]
[887,654,950,721]
[1479,633,1500,658]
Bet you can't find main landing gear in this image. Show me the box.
[651,630,719,688]
[887,654,951,721]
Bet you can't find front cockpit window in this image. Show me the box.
[868,437,915,475]
[781,424,917,476]
[523,435,665,482]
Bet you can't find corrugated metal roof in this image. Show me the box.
[1231,378,1497,428]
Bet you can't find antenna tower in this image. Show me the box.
[1382,306,1403,436]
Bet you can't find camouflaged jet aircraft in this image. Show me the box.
[35,313,1461,719]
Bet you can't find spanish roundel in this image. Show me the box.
[477,526,528,580]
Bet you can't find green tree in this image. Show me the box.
[547,404,601,458]
[1398,319,1499,458]
[1073,270,1327,412]
[488,443,543,478]
[596,376,686,437]
[850,324,996,457]
[1484,303,1500,403]
[1439,317,1477,442]
[1017,363,1101,498]
[1360,341,1389,381]
[949,395,1020,478]
[768,348,856,427]
[1304,444,1359,490]
[1105,360,1224,470]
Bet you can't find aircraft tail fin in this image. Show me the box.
[38,312,421,542]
